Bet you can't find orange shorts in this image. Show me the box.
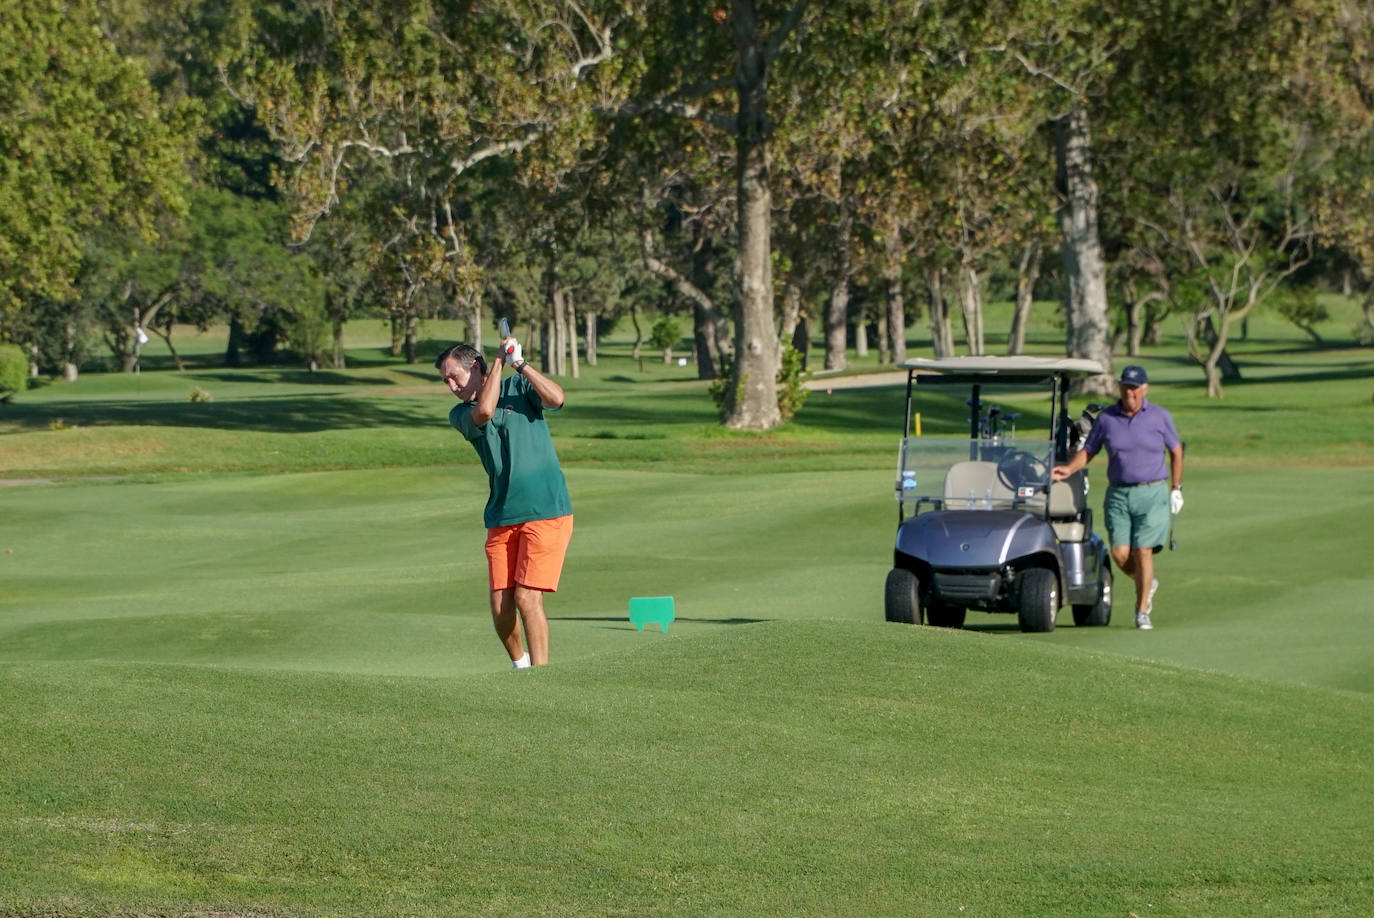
[484,515,574,592]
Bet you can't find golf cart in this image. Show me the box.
[884,356,1113,632]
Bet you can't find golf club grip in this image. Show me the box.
[498,318,512,355]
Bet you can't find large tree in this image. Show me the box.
[0,0,188,324]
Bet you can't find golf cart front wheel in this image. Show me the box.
[1072,563,1113,627]
[884,568,922,625]
[1017,568,1059,633]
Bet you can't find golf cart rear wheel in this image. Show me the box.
[1072,563,1113,627]
[1017,569,1059,633]
[926,602,966,629]
[884,568,922,625]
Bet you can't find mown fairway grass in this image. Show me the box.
[2,304,1372,915]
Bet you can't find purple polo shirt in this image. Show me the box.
[1082,399,1180,485]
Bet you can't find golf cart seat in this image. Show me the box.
[1049,475,1088,541]
[943,461,1014,509]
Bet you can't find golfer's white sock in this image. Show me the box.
[512,652,531,670]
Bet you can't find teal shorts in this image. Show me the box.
[1103,483,1170,551]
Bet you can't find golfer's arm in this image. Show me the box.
[517,363,564,409]
[470,358,505,426]
[1168,443,1184,489]
[1053,449,1090,480]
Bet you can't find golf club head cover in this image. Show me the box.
[1170,488,1184,515]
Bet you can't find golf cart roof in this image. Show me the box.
[901,356,1106,383]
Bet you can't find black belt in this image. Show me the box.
[1111,479,1167,488]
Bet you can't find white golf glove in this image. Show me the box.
[1170,488,1184,515]
[501,337,524,367]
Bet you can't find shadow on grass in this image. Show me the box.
[185,369,394,387]
[555,616,769,626]
[1,394,436,433]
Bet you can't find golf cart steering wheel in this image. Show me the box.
[996,450,1049,493]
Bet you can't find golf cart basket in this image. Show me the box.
[886,356,1114,633]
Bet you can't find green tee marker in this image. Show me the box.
[629,596,675,633]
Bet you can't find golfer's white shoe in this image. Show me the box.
[1146,578,1159,614]
[1135,610,1153,630]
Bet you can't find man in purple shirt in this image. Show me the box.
[1052,366,1184,629]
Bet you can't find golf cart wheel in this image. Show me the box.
[884,568,922,625]
[926,602,966,629]
[1016,568,1059,633]
[1072,564,1113,627]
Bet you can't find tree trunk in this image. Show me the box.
[630,304,643,361]
[1053,104,1114,394]
[1200,314,1240,398]
[791,316,810,372]
[724,0,782,430]
[1008,239,1041,355]
[824,204,854,371]
[778,276,802,346]
[404,313,418,363]
[332,318,346,369]
[959,265,984,356]
[389,313,403,358]
[566,289,580,379]
[550,286,567,376]
[63,318,79,381]
[642,226,721,379]
[693,301,719,379]
[927,268,954,358]
[885,230,908,365]
[585,312,598,365]
[855,321,869,357]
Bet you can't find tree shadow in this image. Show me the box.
[1,394,436,433]
[185,369,394,386]
[554,615,769,625]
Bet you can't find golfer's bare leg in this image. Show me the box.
[1131,548,1155,612]
[513,585,549,666]
[490,588,524,661]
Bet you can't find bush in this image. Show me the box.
[0,343,27,401]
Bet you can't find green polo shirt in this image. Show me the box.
[449,374,572,528]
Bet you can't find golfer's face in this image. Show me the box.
[440,359,482,401]
[1119,382,1146,413]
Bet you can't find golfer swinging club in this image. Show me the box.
[436,333,573,668]
[1052,366,1184,630]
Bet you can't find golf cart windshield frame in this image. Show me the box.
[899,356,1105,443]
[896,357,1105,522]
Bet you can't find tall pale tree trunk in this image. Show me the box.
[959,265,985,356]
[724,0,781,430]
[884,227,907,365]
[1007,240,1041,355]
[824,281,850,370]
[777,276,802,348]
[550,286,567,376]
[824,202,854,370]
[584,313,597,365]
[927,268,955,358]
[566,289,579,379]
[1053,104,1114,394]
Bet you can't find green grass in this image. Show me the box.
[2,305,1373,916]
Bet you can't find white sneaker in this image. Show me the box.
[1146,578,1158,614]
[1135,610,1153,630]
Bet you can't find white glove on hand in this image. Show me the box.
[1170,488,1184,515]
[501,337,524,367]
